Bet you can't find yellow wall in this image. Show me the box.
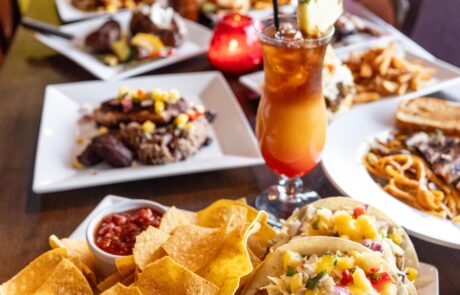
[19,0,30,12]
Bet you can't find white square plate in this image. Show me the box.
[239,40,460,102]
[36,11,212,81]
[33,72,263,193]
[69,195,439,295]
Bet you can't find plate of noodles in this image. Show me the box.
[322,97,460,249]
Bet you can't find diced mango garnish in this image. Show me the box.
[406,267,418,282]
[155,100,165,113]
[290,273,304,293]
[283,250,303,270]
[315,254,336,274]
[142,120,156,133]
[336,256,355,270]
[355,215,378,240]
[175,114,189,127]
[352,268,374,293]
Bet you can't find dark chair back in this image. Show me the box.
[0,0,20,64]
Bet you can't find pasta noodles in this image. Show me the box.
[363,134,460,220]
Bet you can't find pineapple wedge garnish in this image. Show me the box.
[297,0,344,37]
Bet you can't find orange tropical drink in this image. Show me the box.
[256,22,330,178]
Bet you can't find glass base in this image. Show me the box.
[255,176,320,228]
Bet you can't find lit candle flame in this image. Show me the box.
[228,39,239,53]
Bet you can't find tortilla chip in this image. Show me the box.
[0,248,68,294]
[116,256,136,277]
[162,224,227,272]
[159,206,194,234]
[247,211,276,260]
[97,272,125,292]
[133,226,169,271]
[49,235,96,270]
[197,200,276,261]
[121,272,135,286]
[197,211,266,295]
[137,256,219,295]
[33,258,92,295]
[101,283,141,295]
[49,235,97,286]
[197,205,248,229]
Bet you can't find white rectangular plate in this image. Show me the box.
[36,11,211,81]
[33,72,263,193]
[69,195,439,295]
[239,39,460,102]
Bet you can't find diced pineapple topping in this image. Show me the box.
[290,273,304,293]
[155,100,165,113]
[355,215,379,240]
[72,159,85,169]
[97,126,109,135]
[406,267,418,282]
[175,114,189,127]
[152,88,167,101]
[352,251,381,273]
[336,256,355,270]
[168,89,181,104]
[332,211,358,240]
[142,120,156,133]
[283,250,303,270]
[352,268,374,293]
[388,231,403,245]
[315,253,336,274]
[379,281,397,295]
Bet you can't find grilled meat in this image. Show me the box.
[94,97,189,128]
[406,132,460,190]
[78,134,133,168]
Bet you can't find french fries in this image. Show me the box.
[345,43,435,104]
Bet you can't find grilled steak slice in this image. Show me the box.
[78,134,133,168]
[94,97,189,128]
[406,132,460,188]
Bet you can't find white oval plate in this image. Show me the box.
[322,98,460,249]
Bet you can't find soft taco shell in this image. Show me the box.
[241,236,416,295]
[285,197,419,272]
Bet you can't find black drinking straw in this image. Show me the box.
[272,0,279,32]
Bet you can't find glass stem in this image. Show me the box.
[277,176,303,202]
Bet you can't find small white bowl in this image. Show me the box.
[86,199,167,270]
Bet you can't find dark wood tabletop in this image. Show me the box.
[0,0,459,293]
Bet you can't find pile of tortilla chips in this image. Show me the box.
[0,199,276,295]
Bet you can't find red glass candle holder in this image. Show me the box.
[208,13,262,75]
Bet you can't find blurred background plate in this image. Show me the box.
[35,11,211,80]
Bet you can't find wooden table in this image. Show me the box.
[0,0,458,293]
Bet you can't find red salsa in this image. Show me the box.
[94,207,163,256]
